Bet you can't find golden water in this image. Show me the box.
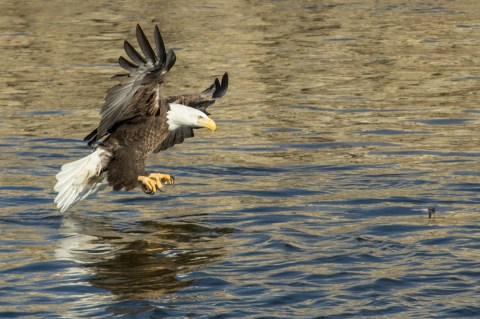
[1,1,479,317]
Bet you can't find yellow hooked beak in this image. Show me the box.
[199,117,217,131]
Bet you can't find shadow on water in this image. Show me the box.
[56,214,234,301]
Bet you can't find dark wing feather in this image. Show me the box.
[84,24,175,146]
[84,128,98,146]
[153,73,229,153]
[136,24,157,64]
[202,72,228,98]
[164,49,176,72]
[124,40,146,65]
[154,128,194,153]
[118,56,138,73]
[154,25,166,64]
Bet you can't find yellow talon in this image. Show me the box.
[138,175,157,195]
[138,173,174,195]
[148,173,175,188]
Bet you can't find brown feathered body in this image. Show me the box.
[99,81,169,191]
[96,81,219,191]
[103,112,168,191]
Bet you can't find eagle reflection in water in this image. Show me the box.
[56,214,233,300]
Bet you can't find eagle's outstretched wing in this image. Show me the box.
[154,72,228,152]
[84,24,176,146]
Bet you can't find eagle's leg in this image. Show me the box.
[148,173,175,188]
[138,175,158,195]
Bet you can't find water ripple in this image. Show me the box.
[2,0,480,318]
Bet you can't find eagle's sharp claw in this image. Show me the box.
[138,175,157,194]
[148,173,175,188]
[138,174,174,195]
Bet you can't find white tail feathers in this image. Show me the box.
[54,148,112,213]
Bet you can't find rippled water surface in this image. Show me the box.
[1,0,480,318]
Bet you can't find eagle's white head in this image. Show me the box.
[166,103,217,132]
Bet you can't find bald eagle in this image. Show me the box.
[54,25,228,213]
